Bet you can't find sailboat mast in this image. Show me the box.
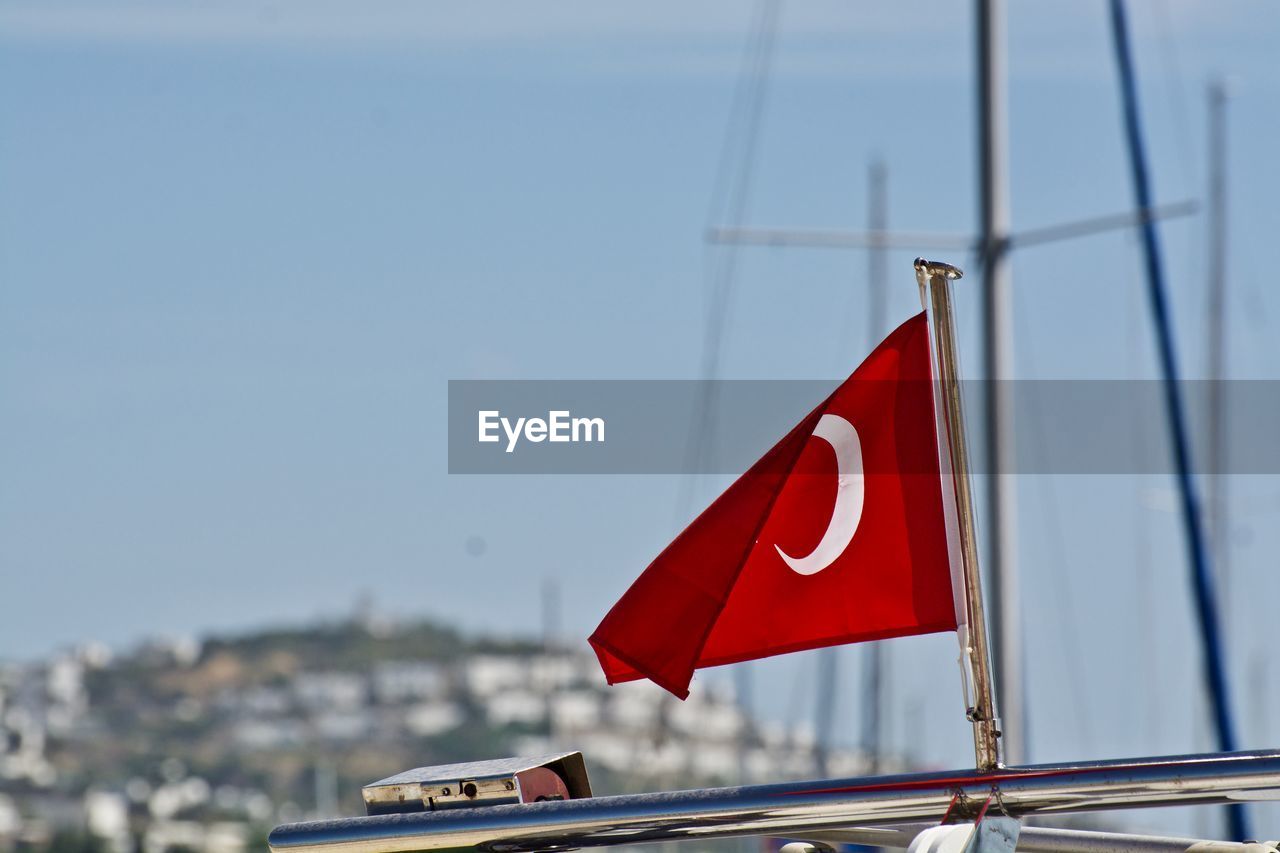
[862,159,889,774]
[976,0,1023,767]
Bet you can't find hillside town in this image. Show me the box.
[0,613,878,853]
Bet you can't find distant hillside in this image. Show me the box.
[199,620,542,669]
[0,615,863,853]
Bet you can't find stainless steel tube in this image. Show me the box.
[806,824,1280,853]
[269,750,1280,853]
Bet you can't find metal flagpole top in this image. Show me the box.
[914,258,963,311]
[914,257,964,279]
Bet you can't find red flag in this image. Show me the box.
[589,312,960,699]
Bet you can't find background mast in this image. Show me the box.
[861,158,889,773]
[977,0,1023,767]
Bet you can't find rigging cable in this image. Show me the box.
[1107,0,1249,839]
[680,0,783,516]
[1126,240,1164,757]
[694,0,781,784]
[642,0,782,777]
[1149,0,1199,197]
[1017,321,1095,755]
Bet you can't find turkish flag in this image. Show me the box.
[589,312,960,699]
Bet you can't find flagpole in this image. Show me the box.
[914,257,1003,771]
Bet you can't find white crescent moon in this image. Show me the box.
[774,414,864,576]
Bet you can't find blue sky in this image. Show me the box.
[2,0,1279,833]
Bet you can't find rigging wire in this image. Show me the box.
[690,0,780,782]
[1148,0,1205,399]
[680,0,778,514]
[1016,328,1096,754]
[1108,0,1248,837]
[679,0,782,523]
[1149,0,1199,198]
[1125,237,1165,757]
[703,0,778,235]
[639,0,782,774]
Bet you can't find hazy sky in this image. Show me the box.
[2,0,1279,834]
